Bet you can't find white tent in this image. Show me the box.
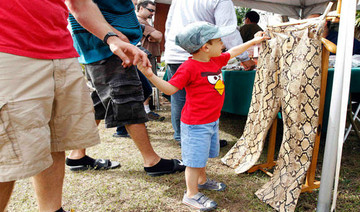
[156,0,334,19]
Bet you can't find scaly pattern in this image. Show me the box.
[222,19,325,211]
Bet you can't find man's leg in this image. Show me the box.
[65,119,120,171]
[32,151,65,212]
[125,123,160,167]
[125,123,185,176]
[0,181,15,211]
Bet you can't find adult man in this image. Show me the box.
[240,11,263,43]
[66,0,185,176]
[0,0,149,211]
[136,0,165,121]
[164,0,256,142]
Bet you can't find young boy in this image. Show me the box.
[137,21,269,211]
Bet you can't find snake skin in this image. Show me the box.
[222,19,325,211]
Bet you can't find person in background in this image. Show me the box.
[240,10,263,43]
[138,22,269,211]
[66,0,186,176]
[164,0,256,144]
[0,0,148,211]
[307,13,360,55]
[136,0,165,121]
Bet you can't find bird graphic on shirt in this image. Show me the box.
[201,69,224,95]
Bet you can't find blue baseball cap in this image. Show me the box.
[175,21,236,53]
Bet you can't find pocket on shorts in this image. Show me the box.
[0,98,22,165]
[109,81,144,104]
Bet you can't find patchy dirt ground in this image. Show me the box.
[7,98,360,211]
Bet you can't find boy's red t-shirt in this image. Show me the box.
[0,0,78,59]
[169,52,230,125]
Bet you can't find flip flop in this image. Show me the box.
[66,158,121,171]
[146,159,186,177]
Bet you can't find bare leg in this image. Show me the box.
[185,167,203,198]
[0,181,15,212]
[32,151,65,212]
[125,123,160,167]
[67,120,101,159]
[198,167,207,185]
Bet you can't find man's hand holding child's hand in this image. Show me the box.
[137,62,154,78]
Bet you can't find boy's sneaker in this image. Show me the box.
[182,192,217,211]
[147,111,165,121]
[198,179,226,191]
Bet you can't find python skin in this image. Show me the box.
[222,19,325,211]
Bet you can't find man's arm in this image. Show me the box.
[214,0,256,70]
[141,21,163,43]
[66,0,150,67]
[109,26,131,43]
[148,30,163,43]
[214,0,248,60]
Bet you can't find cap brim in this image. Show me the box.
[212,25,237,39]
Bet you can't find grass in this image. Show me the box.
[7,99,360,211]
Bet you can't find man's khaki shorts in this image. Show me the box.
[0,52,100,182]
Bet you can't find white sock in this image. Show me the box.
[144,104,151,113]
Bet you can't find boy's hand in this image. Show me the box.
[251,31,270,45]
[137,62,154,78]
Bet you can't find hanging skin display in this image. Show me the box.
[222,19,325,211]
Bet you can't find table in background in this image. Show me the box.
[222,68,360,130]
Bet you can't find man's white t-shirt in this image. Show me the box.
[164,0,250,64]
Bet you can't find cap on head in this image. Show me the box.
[175,21,236,53]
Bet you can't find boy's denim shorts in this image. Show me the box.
[85,54,148,128]
[181,120,220,168]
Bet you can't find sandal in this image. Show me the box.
[66,156,121,171]
[145,159,186,177]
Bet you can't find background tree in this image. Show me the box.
[235,7,251,26]
[355,10,360,39]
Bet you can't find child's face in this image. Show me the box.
[207,38,224,57]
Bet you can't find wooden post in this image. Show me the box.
[247,118,277,175]
[301,45,330,193]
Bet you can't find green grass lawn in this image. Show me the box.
[7,103,360,211]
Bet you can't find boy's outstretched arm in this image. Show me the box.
[137,63,179,95]
[228,31,270,59]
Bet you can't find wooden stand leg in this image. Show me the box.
[301,46,330,193]
[247,118,278,176]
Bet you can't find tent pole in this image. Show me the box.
[316,0,356,211]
